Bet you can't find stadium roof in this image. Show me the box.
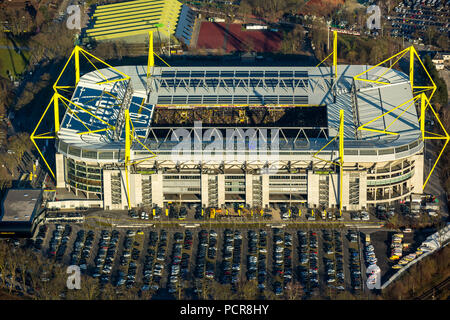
[56,64,421,153]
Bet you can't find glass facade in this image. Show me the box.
[67,158,103,193]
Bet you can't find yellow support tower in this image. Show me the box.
[124,109,132,209]
[147,30,154,79]
[353,46,435,100]
[338,109,344,216]
[353,45,446,190]
[316,30,338,81]
[420,93,450,189]
[30,95,59,178]
[53,45,130,92]
[333,30,338,81]
[33,45,132,181]
[312,109,344,215]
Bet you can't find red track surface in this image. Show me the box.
[197,22,282,53]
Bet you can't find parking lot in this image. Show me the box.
[23,222,380,299]
[387,0,449,42]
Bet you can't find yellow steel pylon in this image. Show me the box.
[53,46,130,92]
[147,31,154,79]
[313,109,344,215]
[420,93,450,190]
[353,46,436,100]
[147,29,171,73]
[122,109,158,208]
[338,109,344,216]
[32,45,132,180]
[353,45,445,190]
[316,30,338,81]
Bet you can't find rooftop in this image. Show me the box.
[1,189,42,222]
[56,64,421,154]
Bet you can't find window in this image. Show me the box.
[378,148,394,155]
[395,145,409,153]
[68,146,81,157]
[360,149,377,156]
[294,95,308,104]
[82,150,97,159]
[59,141,68,153]
[280,71,293,77]
[99,151,114,159]
[344,149,358,155]
[265,71,278,77]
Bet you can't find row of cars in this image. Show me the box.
[272,229,294,295]
[92,230,120,285]
[365,243,377,266]
[141,230,168,291]
[247,230,268,292]
[350,211,370,221]
[297,231,319,293]
[193,229,217,296]
[220,229,242,286]
[167,231,192,293]
[115,230,141,288]
[130,207,162,219]
[281,206,344,221]
[48,224,71,262]
[348,230,362,292]
[69,229,95,273]
[33,225,48,252]
[323,230,345,291]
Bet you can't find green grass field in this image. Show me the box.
[0,36,30,79]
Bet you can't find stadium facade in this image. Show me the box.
[50,60,425,211]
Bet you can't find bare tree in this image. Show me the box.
[285,281,303,300]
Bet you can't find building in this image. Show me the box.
[83,0,196,45]
[0,189,45,237]
[432,52,445,70]
[50,60,425,212]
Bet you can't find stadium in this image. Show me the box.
[33,35,447,213]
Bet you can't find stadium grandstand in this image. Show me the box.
[32,33,448,214]
[82,0,196,45]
